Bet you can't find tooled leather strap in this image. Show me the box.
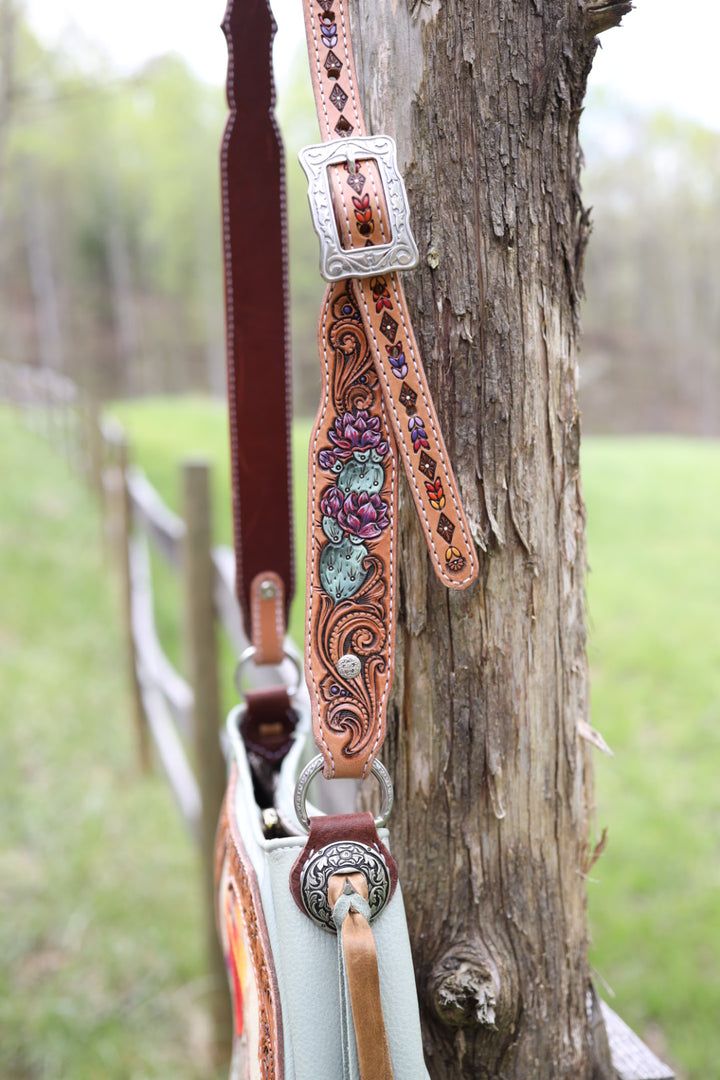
[302,0,478,589]
[306,282,398,779]
[221,0,294,660]
[302,0,478,779]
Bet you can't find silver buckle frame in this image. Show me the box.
[298,134,420,283]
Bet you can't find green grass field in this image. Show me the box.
[0,407,225,1080]
[2,399,719,1078]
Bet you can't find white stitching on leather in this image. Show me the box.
[388,278,476,582]
[307,2,333,139]
[337,0,363,131]
[354,278,476,586]
[222,15,295,613]
[220,30,245,603]
[308,292,337,776]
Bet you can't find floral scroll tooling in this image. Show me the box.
[308,284,394,762]
[318,408,390,603]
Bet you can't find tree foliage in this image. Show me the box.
[1,16,225,395]
[582,90,720,434]
[1,14,718,434]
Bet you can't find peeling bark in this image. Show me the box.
[585,1,633,38]
[353,1,626,1076]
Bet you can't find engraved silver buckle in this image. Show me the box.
[298,134,420,283]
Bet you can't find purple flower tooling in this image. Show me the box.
[319,449,338,470]
[408,414,429,451]
[336,491,389,540]
[327,409,389,461]
[320,485,344,519]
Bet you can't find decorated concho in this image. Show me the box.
[300,839,391,933]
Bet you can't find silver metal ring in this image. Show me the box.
[234,645,302,699]
[293,754,394,833]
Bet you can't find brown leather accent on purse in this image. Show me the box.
[328,872,394,1080]
[241,686,297,764]
[218,768,284,1078]
[250,571,286,665]
[289,812,398,916]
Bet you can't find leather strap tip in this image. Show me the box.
[250,571,286,665]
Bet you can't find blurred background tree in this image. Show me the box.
[0,9,225,397]
[582,94,720,435]
[1,5,718,430]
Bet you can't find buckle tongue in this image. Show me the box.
[298,134,420,282]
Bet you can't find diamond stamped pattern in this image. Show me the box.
[334,115,353,138]
[329,83,348,112]
[324,50,342,79]
[379,312,398,342]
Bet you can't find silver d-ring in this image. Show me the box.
[293,754,394,833]
[234,645,302,699]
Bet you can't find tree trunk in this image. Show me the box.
[353,1,628,1076]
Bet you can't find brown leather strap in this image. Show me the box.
[302,0,478,588]
[241,686,297,764]
[329,872,394,1080]
[250,571,285,665]
[305,281,398,778]
[221,0,294,648]
[301,0,478,779]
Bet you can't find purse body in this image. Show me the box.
[217,710,430,1079]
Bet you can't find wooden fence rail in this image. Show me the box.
[1,361,233,1056]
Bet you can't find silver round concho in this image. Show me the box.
[336,653,362,680]
[300,839,391,933]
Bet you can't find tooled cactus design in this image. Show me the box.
[318,409,390,602]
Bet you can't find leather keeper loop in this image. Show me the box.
[250,570,286,665]
[241,686,297,764]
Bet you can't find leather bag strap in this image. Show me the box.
[301,0,478,779]
[305,281,399,778]
[221,0,294,655]
[302,0,478,588]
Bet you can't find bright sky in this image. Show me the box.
[24,0,720,132]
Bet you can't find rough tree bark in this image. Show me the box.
[353,1,629,1077]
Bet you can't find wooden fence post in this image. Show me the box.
[106,429,151,773]
[60,383,74,468]
[181,459,232,1061]
[85,395,104,499]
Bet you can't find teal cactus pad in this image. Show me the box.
[319,537,369,602]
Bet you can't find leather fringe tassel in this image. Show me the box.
[329,872,394,1080]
